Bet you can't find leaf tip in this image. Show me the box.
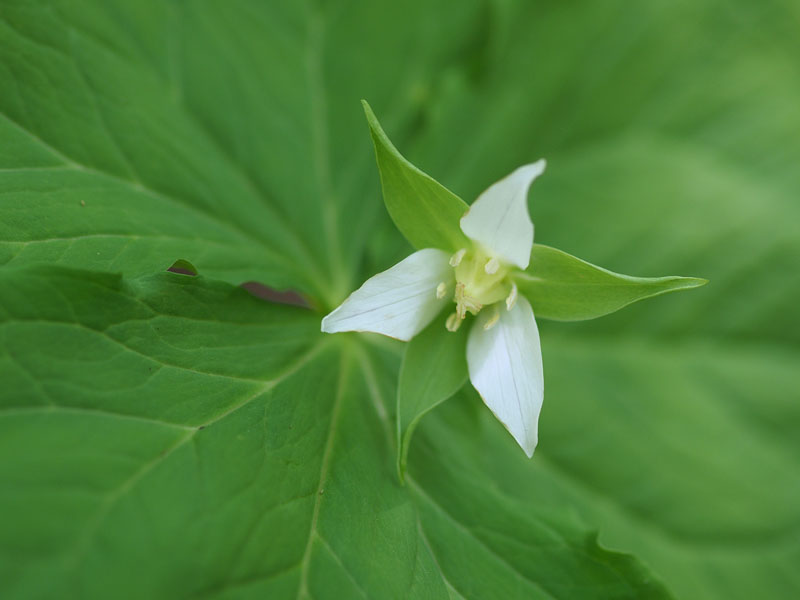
[678,276,709,290]
[360,101,393,151]
[167,259,198,277]
[361,99,377,124]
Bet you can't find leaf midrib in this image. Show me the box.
[296,347,351,599]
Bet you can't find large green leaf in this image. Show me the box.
[0,0,483,306]
[0,266,670,599]
[2,0,799,599]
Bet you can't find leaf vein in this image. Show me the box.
[296,349,351,599]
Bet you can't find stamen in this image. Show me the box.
[483,307,500,330]
[455,283,467,319]
[449,248,467,267]
[484,257,500,275]
[505,282,518,311]
[445,312,462,332]
[464,298,482,315]
[435,282,448,299]
[454,281,482,318]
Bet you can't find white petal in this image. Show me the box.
[466,295,543,457]
[459,160,545,269]
[321,249,452,341]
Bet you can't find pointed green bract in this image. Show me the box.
[515,245,707,321]
[363,101,471,252]
[396,312,468,482]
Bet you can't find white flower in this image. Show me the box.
[322,161,546,457]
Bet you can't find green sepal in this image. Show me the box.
[516,244,707,321]
[396,311,468,482]
[363,100,471,253]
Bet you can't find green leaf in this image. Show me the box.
[516,244,706,321]
[0,1,484,306]
[0,265,670,598]
[363,101,471,253]
[0,26,326,300]
[396,312,468,482]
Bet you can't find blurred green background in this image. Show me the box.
[0,0,798,598]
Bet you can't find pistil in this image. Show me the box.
[444,246,514,332]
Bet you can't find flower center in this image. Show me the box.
[440,247,517,332]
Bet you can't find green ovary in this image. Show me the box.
[444,246,513,331]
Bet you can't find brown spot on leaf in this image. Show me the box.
[241,281,310,309]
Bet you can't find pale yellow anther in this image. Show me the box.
[449,248,467,267]
[505,282,518,311]
[483,308,500,331]
[445,312,463,332]
[435,282,448,299]
[484,257,500,275]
